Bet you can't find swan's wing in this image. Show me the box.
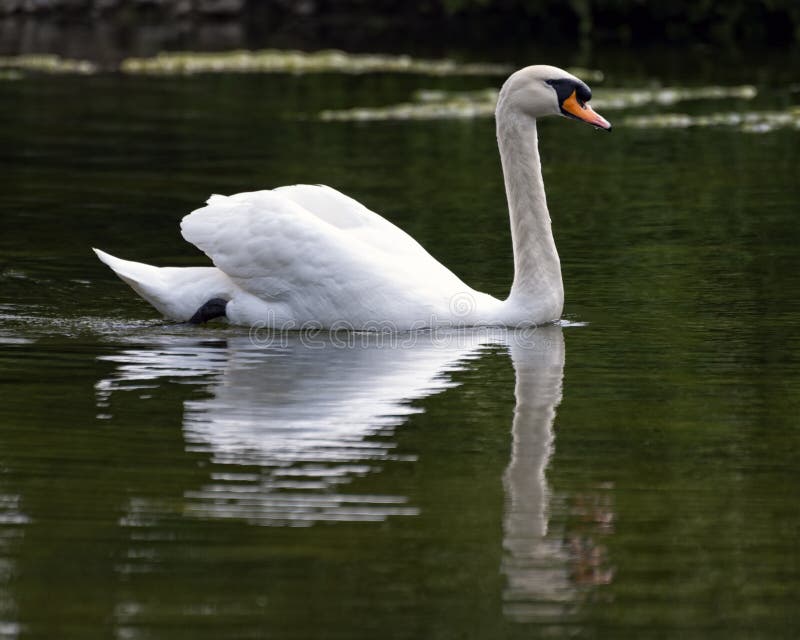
[274,184,444,268]
[180,189,468,322]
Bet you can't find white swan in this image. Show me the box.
[94,65,610,329]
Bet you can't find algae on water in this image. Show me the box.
[121,49,512,76]
[320,85,758,122]
[624,107,800,133]
[0,55,97,74]
[1,50,783,133]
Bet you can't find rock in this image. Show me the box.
[196,0,245,15]
[93,0,122,11]
[0,0,22,15]
[21,0,55,12]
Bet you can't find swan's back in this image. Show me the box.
[277,185,448,266]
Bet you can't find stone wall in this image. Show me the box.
[0,1,325,62]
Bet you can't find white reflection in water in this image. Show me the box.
[0,492,27,639]
[502,333,572,622]
[98,330,500,526]
[97,325,598,620]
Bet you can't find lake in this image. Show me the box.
[1,50,799,638]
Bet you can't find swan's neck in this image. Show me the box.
[497,108,563,319]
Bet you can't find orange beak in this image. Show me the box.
[561,90,611,131]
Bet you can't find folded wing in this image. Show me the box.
[180,186,469,324]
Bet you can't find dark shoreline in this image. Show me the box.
[1,0,797,65]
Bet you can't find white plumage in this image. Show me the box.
[95,65,610,329]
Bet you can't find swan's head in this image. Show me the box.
[498,65,611,131]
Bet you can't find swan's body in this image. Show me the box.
[95,65,610,329]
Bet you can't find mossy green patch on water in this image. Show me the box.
[624,107,800,132]
[0,54,97,74]
[120,49,512,76]
[595,85,756,108]
[319,84,758,122]
[0,50,604,83]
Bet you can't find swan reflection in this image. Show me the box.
[97,330,498,525]
[502,331,571,621]
[97,325,608,618]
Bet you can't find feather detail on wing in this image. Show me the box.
[273,185,440,265]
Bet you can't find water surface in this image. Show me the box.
[1,56,799,638]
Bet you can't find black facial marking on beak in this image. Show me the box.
[546,77,611,131]
[546,78,592,118]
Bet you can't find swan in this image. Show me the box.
[94,65,610,329]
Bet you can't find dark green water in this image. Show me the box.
[1,60,800,639]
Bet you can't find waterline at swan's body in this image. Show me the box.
[93,186,555,330]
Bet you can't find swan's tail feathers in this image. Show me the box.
[93,248,235,322]
[93,249,159,288]
[93,248,173,317]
